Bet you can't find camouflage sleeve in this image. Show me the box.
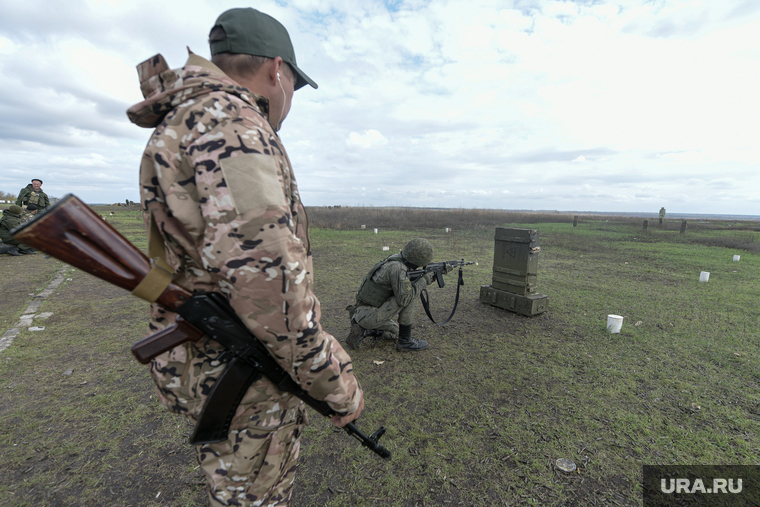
[387,262,425,307]
[187,115,361,416]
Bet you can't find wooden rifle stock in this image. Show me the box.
[131,318,205,364]
[11,194,191,308]
[10,194,203,360]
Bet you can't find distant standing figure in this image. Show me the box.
[16,179,50,211]
[659,207,666,225]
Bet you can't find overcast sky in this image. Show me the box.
[1,0,758,214]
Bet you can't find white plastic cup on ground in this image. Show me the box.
[374,228,378,234]
[382,246,389,251]
[445,228,450,233]
[699,271,710,282]
[733,255,740,262]
[607,315,623,334]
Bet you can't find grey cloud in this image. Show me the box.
[706,179,739,190]
[726,1,760,20]
[0,93,137,146]
[504,0,542,18]
[0,51,139,146]
[507,147,617,163]
[0,1,210,60]
[646,19,679,38]
[624,6,712,39]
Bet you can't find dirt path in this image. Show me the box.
[0,254,70,352]
[0,263,70,355]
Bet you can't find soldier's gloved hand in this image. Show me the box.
[442,264,453,275]
[422,273,433,286]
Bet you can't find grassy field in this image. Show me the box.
[1,205,759,506]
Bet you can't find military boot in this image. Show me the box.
[345,322,366,350]
[8,247,23,256]
[396,324,428,352]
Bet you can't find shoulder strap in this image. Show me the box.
[131,211,175,303]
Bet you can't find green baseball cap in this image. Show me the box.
[210,8,317,91]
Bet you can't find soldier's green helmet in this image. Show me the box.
[402,238,434,268]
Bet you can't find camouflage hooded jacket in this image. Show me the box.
[127,52,362,427]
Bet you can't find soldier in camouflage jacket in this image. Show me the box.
[15,179,50,210]
[127,8,363,506]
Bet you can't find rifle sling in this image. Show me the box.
[132,210,175,303]
[419,266,465,326]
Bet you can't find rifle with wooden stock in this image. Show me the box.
[11,194,390,459]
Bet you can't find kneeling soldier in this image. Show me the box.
[0,205,35,255]
[347,238,436,352]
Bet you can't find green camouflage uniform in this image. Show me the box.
[0,208,33,251]
[127,53,362,506]
[350,253,428,336]
[16,185,50,210]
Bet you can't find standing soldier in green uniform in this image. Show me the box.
[127,7,363,506]
[346,238,441,352]
[0,205,35,255]
[659,207,666,226]
[16,179,50,211]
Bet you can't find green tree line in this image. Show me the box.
[0,191,18,202]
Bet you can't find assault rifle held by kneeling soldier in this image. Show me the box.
[407,259,475,325]
[11,194,390,460]
[407,259,475,289]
